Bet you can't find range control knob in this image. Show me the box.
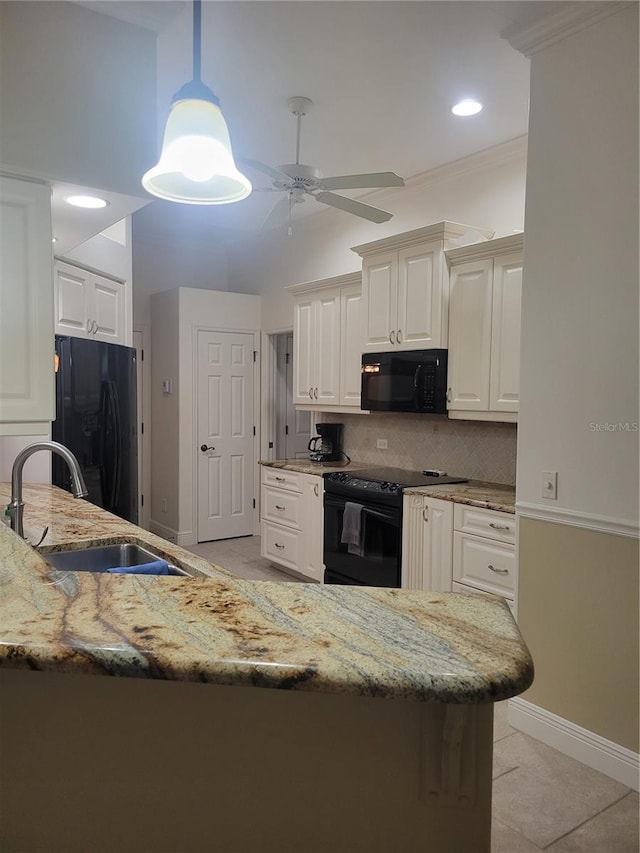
[380,482,389,490]
[389,483,399,493]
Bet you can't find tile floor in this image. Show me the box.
[185,535,639,853]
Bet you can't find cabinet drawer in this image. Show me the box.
[453,504,515,544]
[261,521,302,571]
[453,532,515,596]
[261,486,303,529]
[452,581,515,615]
[261,468,302,493]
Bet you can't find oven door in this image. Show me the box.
[323,494,402,587]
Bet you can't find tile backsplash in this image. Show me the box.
[320,413,517,485]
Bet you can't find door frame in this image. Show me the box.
[133,324,151,530]
[192,324,261,540]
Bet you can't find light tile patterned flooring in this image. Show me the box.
[185,535,639,853]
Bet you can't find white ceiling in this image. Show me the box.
[66,1,570,247]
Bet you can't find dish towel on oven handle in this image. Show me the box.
[341,502,366,557]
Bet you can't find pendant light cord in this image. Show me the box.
[193,0,202,82]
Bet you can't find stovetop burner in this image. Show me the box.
[324,467,468,504]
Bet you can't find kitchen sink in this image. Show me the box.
[41,543,190,576]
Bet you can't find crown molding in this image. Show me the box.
[445,233,524,264]
[285,270,361,295]
[351,221,495,258]
[502,1,633,57]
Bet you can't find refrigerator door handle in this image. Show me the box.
[100,380,122,511]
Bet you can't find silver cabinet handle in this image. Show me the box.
[314,483,319,496]
[88,319,95,334]
[389,330,396,345]
[397,329,402,344]
[275,543,285,550]
[275,504,285,511]
[488,564,509,575]
[489,523,511,531]
[275,476,286,482]
[446,387,452,403]
[314,387,318,399]
[422,506,429,522]
[308,387,313,399]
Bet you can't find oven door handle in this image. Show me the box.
[362,507,396,522]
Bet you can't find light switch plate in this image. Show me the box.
[541,471,558,500]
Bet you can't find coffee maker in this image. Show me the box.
[308,423,343,463]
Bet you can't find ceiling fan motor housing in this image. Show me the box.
[275,163,324,191]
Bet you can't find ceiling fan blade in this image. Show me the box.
[240,158,292,185]
[261,197,291,231]
[320,172,405,191]
[251,187,286,193]
[315,192,392,223]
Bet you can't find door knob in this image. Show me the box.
[201,444,215,452]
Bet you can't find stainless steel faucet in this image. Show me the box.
[7,441,88,540]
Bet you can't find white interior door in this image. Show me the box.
[197,330,255,542]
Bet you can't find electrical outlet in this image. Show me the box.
[376,438,388,449]
[161,498,167,513]
[541,471,558,500]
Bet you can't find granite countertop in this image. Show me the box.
[0,483,532,703]
[403,481,516,514]
[259,458,365,476]
[262,461,515,513]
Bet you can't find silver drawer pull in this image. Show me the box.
[275,543,285,549]
[275,504,285,511]
[488,564,509,574]
[489,523,511,531]
[275,476,286,482]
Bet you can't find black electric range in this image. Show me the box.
[322,467,468,588]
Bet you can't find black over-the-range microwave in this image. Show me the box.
[360,349,448,414]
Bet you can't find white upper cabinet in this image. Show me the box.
[0,176,54,433]
[352,222,493,354]
[446,234,523,423]
[288,272,363,411]
[54,260,127,345]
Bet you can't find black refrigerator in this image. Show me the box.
[53,335,138,523]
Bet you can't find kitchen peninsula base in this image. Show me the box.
[1,669,493,853]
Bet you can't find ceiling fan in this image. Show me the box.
[244,97,405,234]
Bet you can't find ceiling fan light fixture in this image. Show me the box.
[142,98,252,204]
[451,99,483,117]
[141,0,251,205]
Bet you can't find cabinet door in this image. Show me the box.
[423,498,453,592]
[339,282,363,407]
[362,252,398,352]
[292,297,315,405]
[0,177,54,430]
[314,290,340,406]
[92,274,125,343]
[397,241,445,349]
[301,475,324,581]
[447,259,493,412]
[401,495,452,591]
[489,253,522,413]
[54,261,91,337]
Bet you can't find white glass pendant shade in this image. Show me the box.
[142,98,252,204]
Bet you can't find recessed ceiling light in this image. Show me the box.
[65,195,108,209]
[451,99,483,117]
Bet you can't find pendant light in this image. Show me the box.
[142,0,251,204]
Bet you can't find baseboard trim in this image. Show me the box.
[509,697,639,791]
[148,519,180,544]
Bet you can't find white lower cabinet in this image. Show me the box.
[401,495,453,591]
[402,496,516,610]
[54,260,127,344]
[260,468,324,582]
[452,504,515,610]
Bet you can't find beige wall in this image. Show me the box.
[518,519,639,752]
[514,3,639,754]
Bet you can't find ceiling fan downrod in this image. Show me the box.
[288,97,312,166]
